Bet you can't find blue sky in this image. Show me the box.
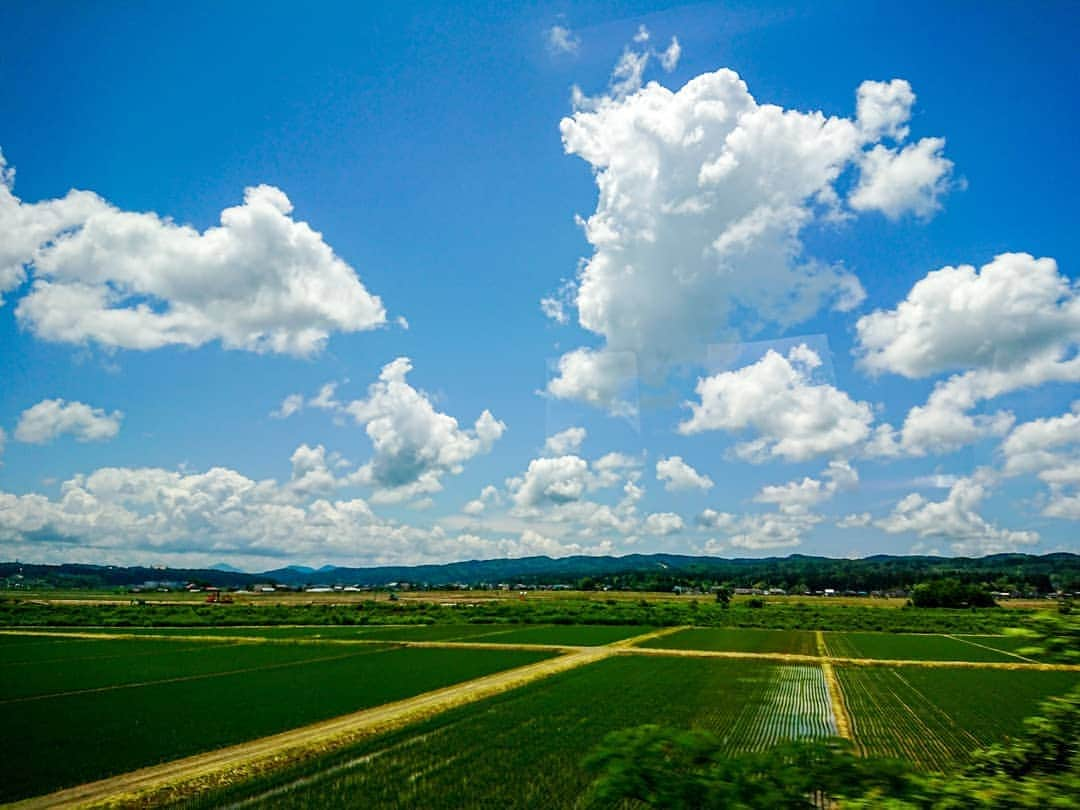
[1,1,1078,569]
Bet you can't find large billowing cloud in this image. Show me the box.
[857,253,1078,378]
[0,150,107,305]
[679,345,874,462]
[544,48,952,414]
[876,473,1038,556]
[0,150,387,355]
[339,358,506,503]
[14,399,123,444]
[273,359,505,504]
[857,253,1080,455]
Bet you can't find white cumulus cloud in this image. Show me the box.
[546,61,952,414]
[15,399,123,444]
[679,345,874,462]
[849,137,954,220]
[306,358,508,503]
[857,253,1080,455]
[857,253,1078,379]
[1002,403,1080,520]
[643,511,684,535]
[544,426,587,456]
[656,456,713,492]
[510,455,591,508]
[876,474,1038,556]
[837,512,871,528]
[855,78,916,141]
[0,151,387,355]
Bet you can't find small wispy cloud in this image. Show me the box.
[660,36,681,72]
[546,25,580,56]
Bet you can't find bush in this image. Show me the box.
[910,579,996,609]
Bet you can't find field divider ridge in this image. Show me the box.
[816,631,853,741]
[608,625,689,648]
[616,645,1080,671]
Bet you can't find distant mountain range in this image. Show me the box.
[2,552,1078,592]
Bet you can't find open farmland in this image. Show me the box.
[837,666,1078,770]
[823,631,1025,662]
[3,607,1078,808]
[0,634,554,803]
[176,656,838,810]
[638,627,819,655]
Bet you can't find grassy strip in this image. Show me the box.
[0,597,1030,634]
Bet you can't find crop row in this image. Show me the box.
[743,664,836,748]
[180,657,841,810]
[837,666,1077,771]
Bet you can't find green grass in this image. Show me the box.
[0,635,207,664]
[0,638,553,803]
[952,634,1037,656]
[0,638,359,700]
[1,597,1027,634]
[823,632,1020,662]
[177,657,834,810]
[837,666,1078,771]
[638,627,819,655]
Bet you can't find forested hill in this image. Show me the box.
[2,552,1078,593]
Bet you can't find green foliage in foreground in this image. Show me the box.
[837,667,1078,771]
[0,596,1029,634]
[584,687,1080,809]
[1006,610,1080,664]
